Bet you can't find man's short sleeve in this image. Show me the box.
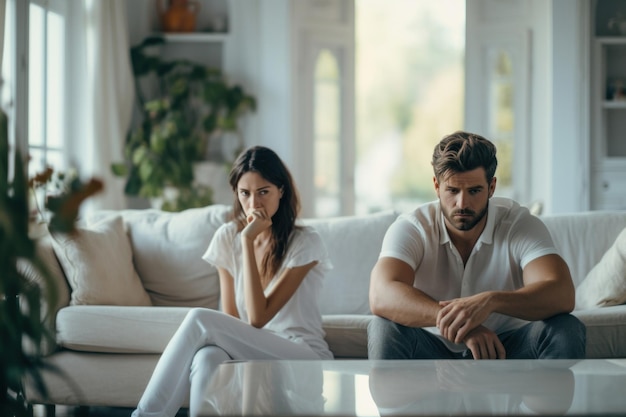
[509,212,559,269]
[378,216,424,270]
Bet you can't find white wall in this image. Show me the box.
[548,0,589,214]
[225,0,298,171]
[528,0,589,214]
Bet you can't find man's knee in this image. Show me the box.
[367,316,408,359]
[368,316,397,338]
[546,313,586,337]
[542,313,587,359]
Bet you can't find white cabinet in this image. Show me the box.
[590,0,626,210]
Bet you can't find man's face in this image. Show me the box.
[434,167,496,232]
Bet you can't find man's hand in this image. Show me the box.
[463,325,506,359]
[436,292,493,343]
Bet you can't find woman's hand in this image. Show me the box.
[242,208,272,240]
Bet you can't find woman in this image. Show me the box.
[132,146,333,417]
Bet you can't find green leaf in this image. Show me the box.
[132,146,148,165]
[110,163,128,177]
[139,159,154,182]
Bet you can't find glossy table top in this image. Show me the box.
[198,359,626,416]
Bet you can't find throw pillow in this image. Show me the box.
[576,226,626,309]
[101,205,232,309]
[51,216,152,306]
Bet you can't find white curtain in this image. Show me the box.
[0,0,5,72]
[82,0,134,210]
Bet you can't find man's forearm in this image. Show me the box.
[370,282,441,327]
[489,280,575,321]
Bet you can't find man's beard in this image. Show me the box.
[443,202,489,231]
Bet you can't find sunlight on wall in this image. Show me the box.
[355,0,465,214]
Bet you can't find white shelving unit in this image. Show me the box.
[125,0,234,207]
[590,2,626,210]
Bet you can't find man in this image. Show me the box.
[368,131,586,360]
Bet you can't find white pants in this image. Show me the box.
[131,308,319,417]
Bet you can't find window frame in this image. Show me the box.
[9,0,68,175]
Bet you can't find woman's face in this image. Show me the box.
[236,171,283,219]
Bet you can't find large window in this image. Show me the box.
[354,0,466,214]
[1,0,15,149]
[27,0,67,177]
[2,0,68,176]
[314,49,342,217]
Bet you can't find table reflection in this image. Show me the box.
[201,360,324,415]
[368,360,578,416]
[199,359,626,416]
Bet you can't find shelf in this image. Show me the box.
[155,32,229,43]
[595,36,626,45]
[602,100,626,108]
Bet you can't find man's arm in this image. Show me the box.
[369,256,440,327]
[437,253,575,344]
[491,253,575,319]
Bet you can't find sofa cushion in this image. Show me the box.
[304,210,399,315]
[56,305,192,353]
[25,351,169,408]
[88,204,232,309]
[576,227,626,309]
[542,211,626,287]
[51,216,152,307]
[572,305,626,358]
[18,233,71,355]
[322,314,371,358]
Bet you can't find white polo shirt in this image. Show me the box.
[379,197,559,352]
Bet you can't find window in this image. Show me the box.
[487,49,515,195]
[1,0,15,149]
[27,0,67,177]
[314,49,342,217]
[354,0,466,214]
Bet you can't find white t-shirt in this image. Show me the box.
[202,222,333,359]
[379,197,559,352]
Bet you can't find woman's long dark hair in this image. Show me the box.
[229,146,301,281]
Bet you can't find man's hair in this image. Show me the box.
[431,131,498,183]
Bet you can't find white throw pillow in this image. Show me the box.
[51,216,152,306]
[576,227,626,309]
[93,205,232,309]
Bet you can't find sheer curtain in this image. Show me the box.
[76,0,134,210]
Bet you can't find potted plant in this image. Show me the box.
[0,106,103,416]
[111,36,256,212]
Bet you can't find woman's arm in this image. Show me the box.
[218,267,239,318]
[242,233,317,328]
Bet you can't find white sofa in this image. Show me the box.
[25,204,626,410]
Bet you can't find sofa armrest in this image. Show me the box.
[18,233,71,355]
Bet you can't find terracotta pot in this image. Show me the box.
[157,0,200,33]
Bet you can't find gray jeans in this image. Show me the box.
[367,313,586,359]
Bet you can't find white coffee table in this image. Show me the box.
[197,359,626,416]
